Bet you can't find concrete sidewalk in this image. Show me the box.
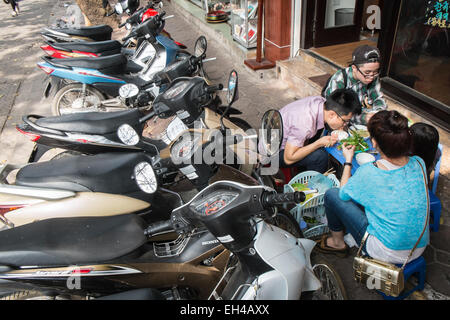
[0,0,79,165]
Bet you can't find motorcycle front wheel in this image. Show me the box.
[267,207,303,238]
[308,255,348,300]
[52,83,105,116]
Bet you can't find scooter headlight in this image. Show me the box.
[134,162,157,194]
[119,83,139,98]
[162,80,190,99]
[117,124,139,145]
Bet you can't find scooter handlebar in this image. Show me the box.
[122,32,135,42]
[263,192,306,207]
[144,220,173,237]
[205,84,223,93]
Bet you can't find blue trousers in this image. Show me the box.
[324,188,368,245]
[279,148,329,174]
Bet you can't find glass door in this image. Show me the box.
[314,0,365,47]
[388,0,450,106]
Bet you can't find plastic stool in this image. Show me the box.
[429,191,442,232]
[378,256,426,300]
[429,144,443,232]
[281,168,293,183]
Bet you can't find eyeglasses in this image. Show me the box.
[335,111,352,125]
[354,64,380,79]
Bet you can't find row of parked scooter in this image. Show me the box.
[0,0,347,300]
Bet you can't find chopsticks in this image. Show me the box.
[323,168,336,176]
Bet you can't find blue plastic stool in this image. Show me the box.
[429,144,443,232]
[429,191,442,232]
[377,256,426,300]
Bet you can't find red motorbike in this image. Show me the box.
[40,1,186,59]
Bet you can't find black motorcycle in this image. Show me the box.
[18,70,249,163]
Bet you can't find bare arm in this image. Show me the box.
[283,135,338,165]
[340,143,355,186]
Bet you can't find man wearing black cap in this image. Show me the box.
[322,45,387,125]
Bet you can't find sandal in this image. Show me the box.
[314,234,349,258]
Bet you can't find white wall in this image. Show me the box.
[291,0,302,57]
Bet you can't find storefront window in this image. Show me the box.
[389,0,450,106]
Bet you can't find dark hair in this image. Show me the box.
[410,122,439,174]
[367,110,412,158]
[324,89,361,116]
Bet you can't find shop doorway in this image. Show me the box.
[303,0,382,68]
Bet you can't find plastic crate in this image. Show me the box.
[283,171,339,229]
[303,224,330,239]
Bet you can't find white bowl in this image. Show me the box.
[349,124,367,131]
[349,124,370,139]
[355,152,375,166]
[331,130,349,141]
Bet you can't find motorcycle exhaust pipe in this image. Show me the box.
[101,98,125,107]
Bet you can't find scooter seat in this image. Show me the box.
[16,152,151,195]
[49,40,122,55]
[0,214,147,267]
[34,109,142,134]
[44,25,113,41]
[123,60,144,74]
[44,54,127,74]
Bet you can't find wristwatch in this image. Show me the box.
[344,162,353,168]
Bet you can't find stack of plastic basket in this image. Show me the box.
[283,170,340,239]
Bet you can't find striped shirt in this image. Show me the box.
[323,67,387,125]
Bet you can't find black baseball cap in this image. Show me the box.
[352,45,381,65]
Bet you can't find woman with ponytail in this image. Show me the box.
[316,110,429,264]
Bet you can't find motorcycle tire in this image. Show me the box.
[267,207,303,238]
[52,83,106,116]
[302,254,348,300]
